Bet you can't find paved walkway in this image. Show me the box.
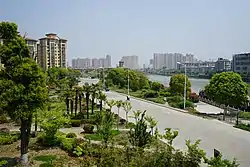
[195,101,224,114]
[105,91,250,167]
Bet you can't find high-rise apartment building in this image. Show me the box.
[153,53,197,70]
[232,53,250,73]
[37,33,67,70]
[71,55,112,69]
[215,58,231,72]
[120,55,139,69]
[25,38,38,61]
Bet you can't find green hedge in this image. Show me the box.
[71,120,81,127]
[234,123,250,132]
[0,132,20,145]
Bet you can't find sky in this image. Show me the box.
[0,0,250,67]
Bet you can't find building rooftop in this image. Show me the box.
[25,37,37,42]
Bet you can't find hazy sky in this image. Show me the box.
[1,0,250,66]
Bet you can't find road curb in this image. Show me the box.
[111,91,188,113]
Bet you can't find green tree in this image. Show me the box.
[169,74,191,96]
[123,101,132,123]
[83,83,91,119]
[129,110,152,148]
[107,99,116,111]
[90,84,99,114]
[205,72,248,108]
[151,81,164,92]
[145,115,158,136]
[98,111,116,148]
[116,100,123,129]
[0,22,48,165]
[38,102,70,145]
[97,91,107,111]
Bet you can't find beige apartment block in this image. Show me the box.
[37,33,67,70]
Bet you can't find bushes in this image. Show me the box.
[0,115,8,124]
[177,100,194,109]
[0,132,20,145]
[66,132,77,138]
[239,112,250,120]
[83,124,94,133]
[234,123,250,132]
[71,120,81,127]
[60,137,77,152]
[167,95,194,109]
[143,90,158,98]
[189,92,199,103]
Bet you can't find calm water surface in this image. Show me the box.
[147,75,209,93]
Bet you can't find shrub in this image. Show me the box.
[0,132,20,145]
[144,90,158,98]
[239,112,250,120]
[37,132,59,146]
[83,124,94,133]
[149,97,165,104]
[234,123,250,132]
[177,100,194,109]
[60,137,77,152]
[0,115,8,124]
[189,92,199,103]
[167,95,183,103]
[81,119,96,125]
[71,120,81,127]
[66,132,77,138]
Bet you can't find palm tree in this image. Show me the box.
[98,91,107,111]
[73,86,80,116]
[116,100,123,129]
[133,110,142,123]
[83,83,91,119]
[145,115,158,136]
[122,101,132,123]
[106,99,116,112]
[90,84,99,114]
[79,89,84,118]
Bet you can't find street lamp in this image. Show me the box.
[177,62,186,109]
[127,68,130,96]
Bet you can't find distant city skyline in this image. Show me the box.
[1,0,249,66]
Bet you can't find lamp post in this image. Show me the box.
[177,62,186,109]
[127,68,130,96]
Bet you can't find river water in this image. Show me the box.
[147,75,209,93]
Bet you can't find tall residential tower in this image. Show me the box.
[37,33,67,70]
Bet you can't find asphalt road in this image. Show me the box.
[106,91,250,167]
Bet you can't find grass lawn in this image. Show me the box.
[84,130,121,141]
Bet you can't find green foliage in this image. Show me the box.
[39,104,70,140]
[0,115,8,124]
[205,72,248,107]
[60,137,77,152]
[189,92,199,103]
[0,160,7,167]
[143,90,158,98]
[66,132,77,138]
[239,112,250,120]
[169,74,191,96]
[129,110,152,148]
[234,123,250,132]
[151,81,164,91]
[177,100,194,109]
[33,155,57,162]
[83,124,94,133]
[0,132,20,145]
[73,146,84,157]
[98,111,116,147]
[71,119,81,127]
[206,154,239,167]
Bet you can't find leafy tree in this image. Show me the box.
[0,22,48,165]
[97,91,107,111]
[106,99,116,111]
[151,81,164,92]
[123,101,132,123]
[169,74,191,96]
[204,72,248,108]
[90,84,99,114]
[116,100,123,129]
[98,111,116,147]
[38,103,70,145]
[83,83,91,119]
[129,110,152,148]
[145,115,158,136]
